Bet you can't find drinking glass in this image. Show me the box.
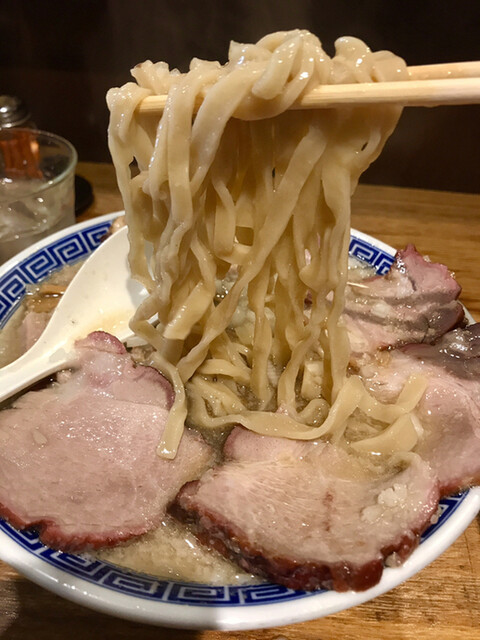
[0,128,77,263]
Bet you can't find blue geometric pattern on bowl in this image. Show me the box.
[0,220,112,327]
[0,492,467,606]
[349,237,394,274]
[0,224,468,606]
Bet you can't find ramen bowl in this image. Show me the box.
[0,214,479,630]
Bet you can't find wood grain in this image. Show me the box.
[1,162,480,639]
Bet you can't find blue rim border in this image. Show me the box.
[0,220,113,327]
[0,225,469,606]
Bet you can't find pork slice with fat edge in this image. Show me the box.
[172,427,439,591]
[0,331,214,551]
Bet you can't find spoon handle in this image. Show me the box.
[0,341,72,405]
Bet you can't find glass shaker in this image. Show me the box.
[0,95,36,129]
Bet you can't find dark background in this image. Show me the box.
[1,0,479,193]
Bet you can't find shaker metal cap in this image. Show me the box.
[0,95,32,128]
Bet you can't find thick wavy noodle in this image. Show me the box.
[107,30,419,459]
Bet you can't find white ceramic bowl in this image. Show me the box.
[0,215,479,630]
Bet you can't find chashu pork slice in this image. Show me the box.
[344,244,464,361]
[361,323,480,495]
[0,331,214,552]
[172,427,439,592]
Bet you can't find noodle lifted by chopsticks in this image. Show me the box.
[108,30,421,458]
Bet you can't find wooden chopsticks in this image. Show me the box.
[137,61,480,114]
[407,60,480,80]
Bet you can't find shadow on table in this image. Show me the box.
[1,578,205,640]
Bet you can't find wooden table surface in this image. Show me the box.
[1,162,480,639]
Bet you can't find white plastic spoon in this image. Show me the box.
[0,225,148,404]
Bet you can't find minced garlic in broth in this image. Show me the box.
[96,515,259,585]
